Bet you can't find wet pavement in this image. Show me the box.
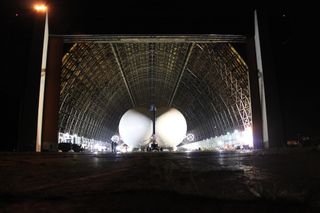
[1,148,320,212]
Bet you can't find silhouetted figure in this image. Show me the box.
[113,142,117,153]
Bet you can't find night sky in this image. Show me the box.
[0,0,319,150]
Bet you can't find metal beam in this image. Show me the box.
[169,43,195,106]
[53,34,246,43]
[110,44,136,107]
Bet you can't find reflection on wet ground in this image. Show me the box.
[0,148,320,212]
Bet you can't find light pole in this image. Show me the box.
[34,3,49,152]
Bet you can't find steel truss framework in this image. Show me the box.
[59,35,251,142]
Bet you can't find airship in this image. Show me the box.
[118,107,187,150]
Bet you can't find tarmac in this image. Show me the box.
[1,147,320,212]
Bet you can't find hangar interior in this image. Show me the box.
[57,35,253,151]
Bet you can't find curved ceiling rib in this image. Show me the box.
[59,40,251,142]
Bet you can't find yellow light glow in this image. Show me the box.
[34,4,47,12]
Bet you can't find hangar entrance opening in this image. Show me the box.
[56,35,254,152]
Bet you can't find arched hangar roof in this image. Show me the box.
[58,35,251,142]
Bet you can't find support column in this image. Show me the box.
[17,13,46,151]
[254,10,284,148]
[246,37,264,149]
[41,37,63,151]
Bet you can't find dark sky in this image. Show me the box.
[266,6,319,138]
[1,0,319,150]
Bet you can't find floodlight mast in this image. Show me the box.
[34,2,49,152]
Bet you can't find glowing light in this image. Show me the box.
[186,133,195,142]
[180,126,253,151]
[33,4,48,12]
[243,126,253,147]
[217,140,224,147]
[111,135,120,143]
[182,142,200,151]
[93,144,105,151]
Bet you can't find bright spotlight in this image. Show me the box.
[33,4,48,12]
[111,135,120,143]
[243,127,253,147]
[186,133,195,142]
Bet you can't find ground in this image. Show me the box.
[1,148,320,212]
